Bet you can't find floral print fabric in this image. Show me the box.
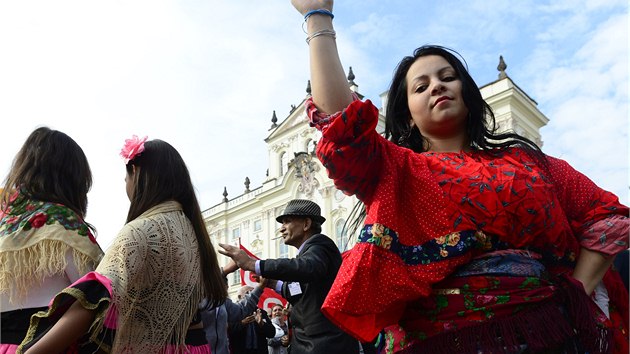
[0,192,95,242]
[0,191,102,305]
[359,225,509,265]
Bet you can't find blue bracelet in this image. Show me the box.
[304,9,334,21]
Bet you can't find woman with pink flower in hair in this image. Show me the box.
[0,127,104,354]
[18,135,227,353]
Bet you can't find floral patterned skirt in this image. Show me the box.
[381,251,615,354]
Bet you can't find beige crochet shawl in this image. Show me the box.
[94,201,203,353]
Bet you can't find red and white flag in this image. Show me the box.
[239,243,288,313]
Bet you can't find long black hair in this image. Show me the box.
[385,45,544,154]
[1,127,92,219]
[125,139,227,308]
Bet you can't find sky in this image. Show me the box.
[0,0,627,251]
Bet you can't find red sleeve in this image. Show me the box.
[546,155,629,256]
[306,98,385,202]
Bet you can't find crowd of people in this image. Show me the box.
[1,0,628,353]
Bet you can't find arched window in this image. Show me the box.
[335,218,347,252]
[253,219,262,232]
[279,151,289,175]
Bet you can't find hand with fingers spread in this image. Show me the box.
[218,243,256,271]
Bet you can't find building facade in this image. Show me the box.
[202,59,549,294]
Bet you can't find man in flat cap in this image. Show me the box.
[219,199,359,354]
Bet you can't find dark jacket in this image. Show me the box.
[200,286,264,354]
[259,234,359,354]
[228,307,276,354]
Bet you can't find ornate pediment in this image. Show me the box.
[289,151,320,197]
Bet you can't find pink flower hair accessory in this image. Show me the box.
[120,135,148,164]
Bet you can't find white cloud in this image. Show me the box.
[533,10,628,203]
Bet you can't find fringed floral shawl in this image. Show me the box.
[0,192,102,305]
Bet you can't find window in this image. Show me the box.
[253,219,262,232]
[231,271,240,286]
[334,189,345,202]
[280,152,289,175]
[335,219,347,252]
[232,228,240,243]
[278,240,289,259]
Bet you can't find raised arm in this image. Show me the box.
[291,0,353,114]
[225,285,264,323]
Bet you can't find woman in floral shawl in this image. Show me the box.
[18,136,227,353]
[0,127,103,354]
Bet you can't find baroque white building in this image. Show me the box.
[202,58,549,294]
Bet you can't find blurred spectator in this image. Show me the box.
[268,304,289,354]
[228,286,277,354]
[201,261,266,354]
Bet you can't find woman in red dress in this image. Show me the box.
[291,0,629,353]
